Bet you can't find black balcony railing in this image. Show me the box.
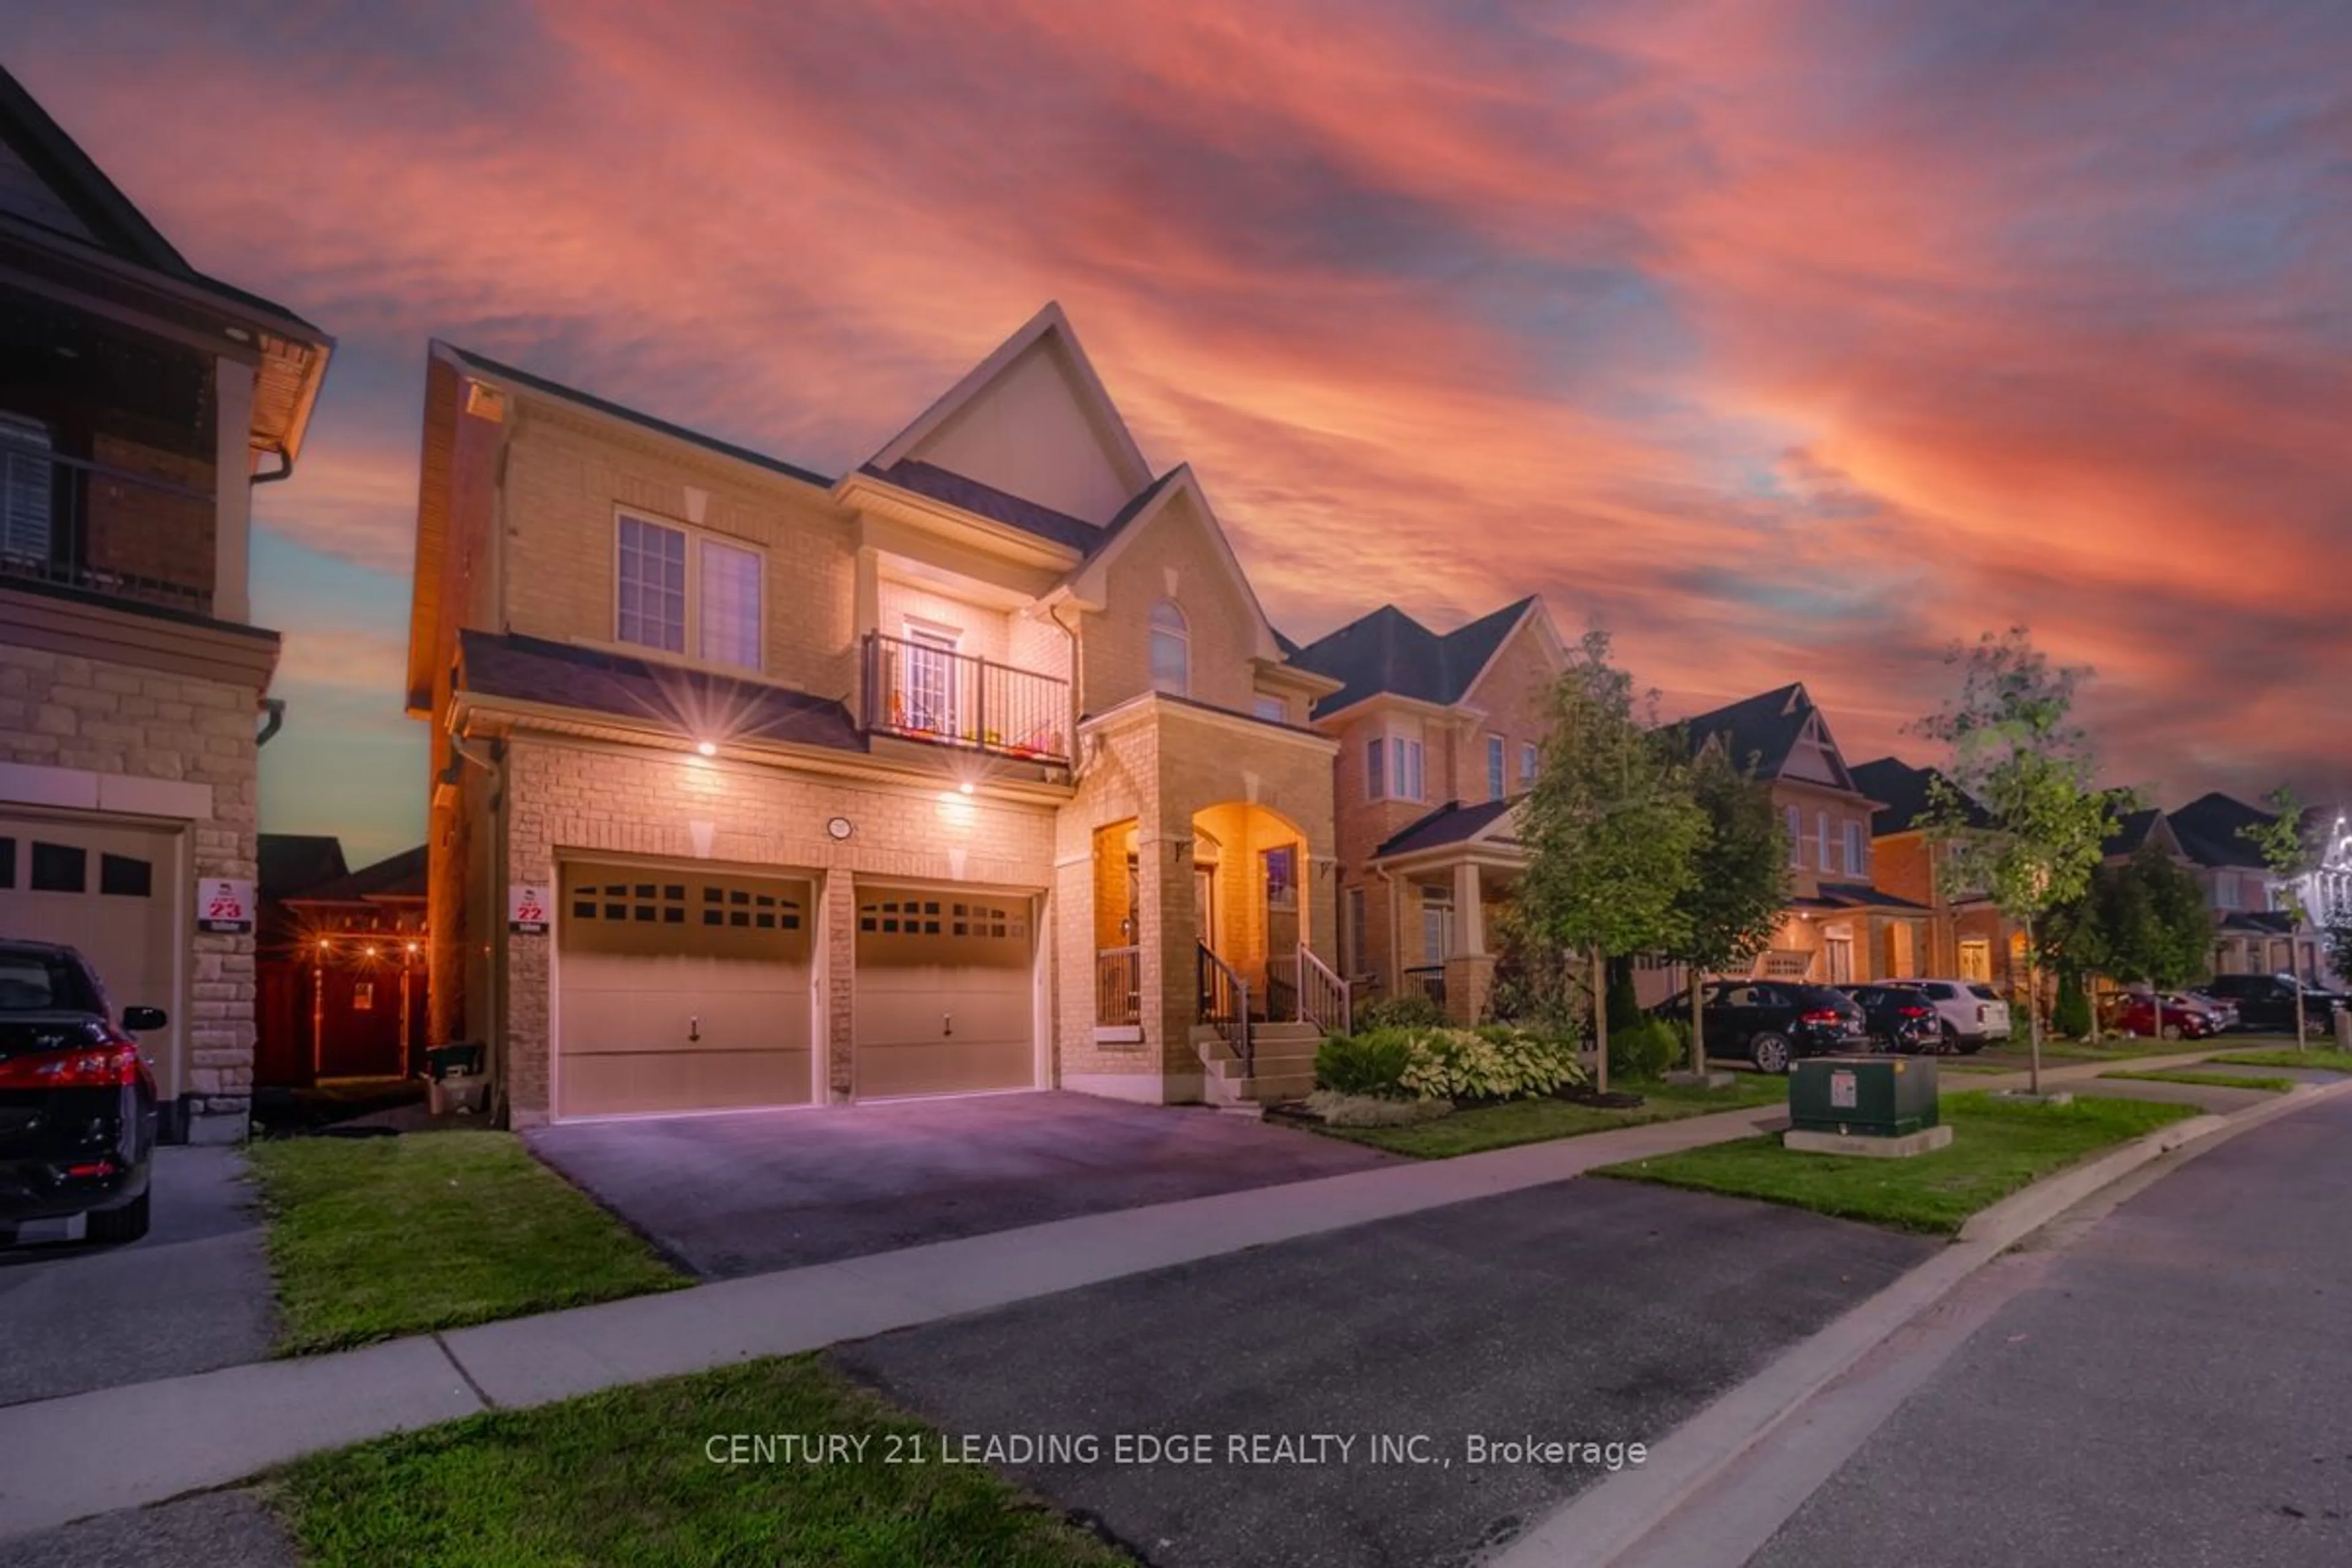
[1,443,217,615]
[861,631,1071,767]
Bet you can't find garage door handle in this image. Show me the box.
[688,1015,701,1042]
[943,1013,953,1038]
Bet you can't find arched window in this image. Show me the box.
[1148,599,1189,695]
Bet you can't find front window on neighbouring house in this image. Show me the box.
[1366,737,1386,800]
[1421,886,1453,965]
[1815,811,1831,875]
[1367,733,1425,803]
[1148,600,1189,695]
[1958,938,1992,982]
[615,512,763,671]
[1520,741,1539,788]
[1488,734,1506,801]
[1787,805,1803,868]
[1844,821,1865,878]
[2215,873,2241,910]
[1253,693,1287,724]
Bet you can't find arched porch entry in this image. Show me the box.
[1189,801,1312,1019]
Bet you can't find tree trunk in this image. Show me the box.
[1689,971,1706,1077]
[1591,944,1610,1095]
[2025,917,2043,1097]
[2295,978,2308,1052]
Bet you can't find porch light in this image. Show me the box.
[959,782,974,795]
[696,741,717,757]
[363,946,379,959]
[406,942,421,956]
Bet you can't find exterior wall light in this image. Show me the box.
[696,741,717,757]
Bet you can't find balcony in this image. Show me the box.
[2,443,216,616]
[860,630,1071,768]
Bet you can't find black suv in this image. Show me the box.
[2198,973,2347,1035]
[1837,984,1943,1054]
[2,941,162,1246]
[1653,981,1870,1073]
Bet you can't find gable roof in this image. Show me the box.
[284,845,428,905]
[456,630,865,754]
[1290,597,1542,717]
[1374,797,1523,859]
[2169,791,2278,870]
[2103,804,2168,858]
[867,302,1153,528]
[1848,755,1991,834]
[858,458,1096,552]
[258,834,349,901]
[1058,464,1285,664]
[1678,683,1841,785]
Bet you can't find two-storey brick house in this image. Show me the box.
[1847,755,2026,990]
[0,67,332,1142]
[1673,685,1931,995]
[2169,791,2331,984]
[1284,598,1567,1023]
[407,304,1349,1124]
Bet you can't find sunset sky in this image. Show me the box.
[6,2,2345,866]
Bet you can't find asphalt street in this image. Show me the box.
[1747,1090,2352,1568]
[834,1177,1934,1568]
[0,1146,276,1407]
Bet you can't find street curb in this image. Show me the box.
[1491,1073,2352,1568]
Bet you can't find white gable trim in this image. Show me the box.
[1065,464,1283,663]
[866,302,1152,496]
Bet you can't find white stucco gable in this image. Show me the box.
[867,302,1153,526]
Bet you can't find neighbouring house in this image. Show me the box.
[1284,597,1567,1023]
[0,67,331,1142]
[1852,755,2024,992]
[407,303,1352,1123]
[1665,685,1931,1001]
[255,836,429,1086]
[2168,791,2333,984]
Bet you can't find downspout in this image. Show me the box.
[1374,859,1401,1001]
[251,447,295,487]
[1047,596,1088,782]
[255,697,287,748]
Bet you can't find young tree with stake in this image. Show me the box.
[1518,631,1707,1093]
[1664,741,1791,1076]
[2240,786,2320,1049]
[1916,628,2120,1098]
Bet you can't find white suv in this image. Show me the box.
[1910,979,2012,1053]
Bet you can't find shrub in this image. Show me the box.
[1302,1090,1455,1128]
[1606,959,1646,1035]
[1608,1017,1682,1082]
[1398,1025,1586,1104]
[2053,970,2093,1039]
[1354,990,1448,1031]
[1314,1030,1417,1098]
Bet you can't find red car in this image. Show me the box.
[2108,992,2222,1041]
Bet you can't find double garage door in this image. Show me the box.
[554,864,1033,1118]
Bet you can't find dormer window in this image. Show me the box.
[1149,600,1189,696]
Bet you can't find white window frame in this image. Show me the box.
[1787,805,1803,868]
[1844,821,1865,878]
[1148,599,1189,696]
[1368,730,1426,803]
[899,616,962,734]
[611,508,767,673]
[1815,810,1831,875]
[1365,737,1386,801]
[1487,734,1506,801]
[1519,741,1539,788]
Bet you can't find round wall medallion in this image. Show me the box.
[826,816,854,841]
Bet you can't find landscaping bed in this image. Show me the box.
[1591,1091,2199,1234]
[1317,1073,1786,1159]
[270,1354,1127,1568]
[247,1131,686,1355]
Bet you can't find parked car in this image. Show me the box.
[2197,973,2347,1034]
[0,941,162,1246]
[1836,984,1944,1054]
[2109,991,2225,1041]
[1653,980,1870,1074]
[1909,979,2011,1054]
[2181,988,2241,1031]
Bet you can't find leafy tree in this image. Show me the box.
[2240,786,2320,1048]
[2052,968,2093,1039]
[1519,629,1708,1093]
[1916,628,2122,1095]
[2326,909,2352,997]
[2098,844,2214,1034]
[1661,741,1791,1074]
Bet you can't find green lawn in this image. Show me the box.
[271,1355,1128,1568]
[2212,1048,2352,1073]
[1591,1091,2198,1234]
[1319,1074,1787,1159]
[2102,1069,2294,1093]
[247,1132,687,1355]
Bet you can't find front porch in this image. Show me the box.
[1360,801,1530,1026]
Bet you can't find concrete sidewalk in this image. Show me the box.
[0,1095,1792,1540]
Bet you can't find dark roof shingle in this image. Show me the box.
[1289,598,1537,717]
[2168,791,2275,870]
[862,459,1100,552]
[1373,797,1521,858]
[258,834,348,900]
[287,845,428,904]
[457,631,865,754]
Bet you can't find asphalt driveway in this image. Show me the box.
[527,1090,1399,1279]
[831,1177,1937,1568]
[0,1146,276,1408]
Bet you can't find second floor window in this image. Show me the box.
[1844,821,1866,878]
[1787,805,1803,868]
[1488,734,1506,801]
[1368,735,1424,803]
[1816,810,1831,875]
[1149,600,1189,695]
[1520,741,1539,788]
[2,413,55,561]
[615,513,763,671]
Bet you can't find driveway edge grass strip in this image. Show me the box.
[1314,1074,1787,1158]
[2102,1069,2295,1093]
[2212,1048,2352,1073]
[247,1131,688,1356]
[1589,1091,2201,1235]
[267,1354,1131,1568]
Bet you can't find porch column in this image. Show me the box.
[1444,859,1493,1025]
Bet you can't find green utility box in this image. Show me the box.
[1789,1055,1939,1137]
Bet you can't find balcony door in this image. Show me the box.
[1,413,54,563]
[901,623,960,737]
